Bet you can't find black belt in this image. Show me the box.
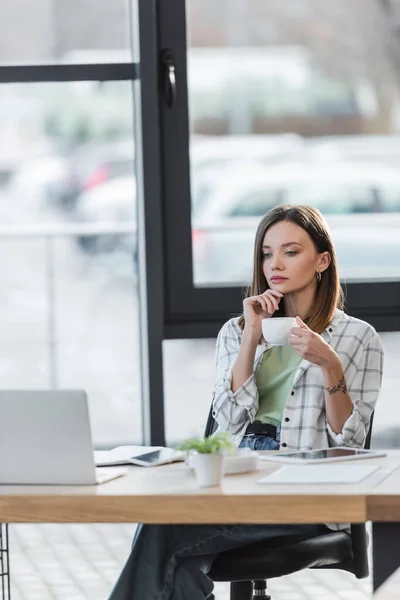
[245,421,278,439]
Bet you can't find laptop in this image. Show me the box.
[0,390,126,485]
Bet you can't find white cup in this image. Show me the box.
[262,317,297,346]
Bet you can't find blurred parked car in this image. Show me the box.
[303,135,400,168]
[10,153,77,209]
[190,134,304,213]
[12,138,135,212]
[67,138,135,210]
[73,134,301,238]
[190,134,303,168]
[192,160,400,285]
[75,175,137,256]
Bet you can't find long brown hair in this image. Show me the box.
[238,205,344,334]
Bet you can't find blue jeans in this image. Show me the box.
[240,428,280,451]
[108,435,328,600]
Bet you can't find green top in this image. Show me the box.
[255,346,303,426]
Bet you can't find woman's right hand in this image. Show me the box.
[243,289,283,334]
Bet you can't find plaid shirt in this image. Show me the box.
[212,309,384,451]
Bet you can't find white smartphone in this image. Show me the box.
[128,448,184,467]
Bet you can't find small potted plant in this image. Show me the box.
[177,432,234,487]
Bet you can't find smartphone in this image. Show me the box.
[129,448,184,467]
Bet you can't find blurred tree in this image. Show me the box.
[376,0,400,82]
[188,0,400,132]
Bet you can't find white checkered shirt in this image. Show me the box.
[212,309,384,451]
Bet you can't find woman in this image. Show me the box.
[110,205,384,600]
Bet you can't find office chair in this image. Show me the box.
[205,408,374,600]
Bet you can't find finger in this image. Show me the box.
[296,316,309,329]
[293,325,312,338]
[264,289,283,298]
[263,295,276,314]
[289,334,301,343]
[290,327,304,337]
[289,336,308,349]
[257,296,269,312]
[265,291,281,310]
[289,333,303,344]
[289,339,304,349]
[246,296,260,305]
[268,296,280,311]
[265,296,276,314]
[262,292,282,308]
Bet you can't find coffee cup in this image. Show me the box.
[261,317,297,346]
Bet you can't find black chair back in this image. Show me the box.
[365,411,374,450]
[204,399,218,438]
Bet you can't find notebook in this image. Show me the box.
[94,445,163,467]
[257,463,380,485]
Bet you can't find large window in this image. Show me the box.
[187,1,400,288]
[157,0,400,336]
[0,9,144,448]
[1,0,399,451]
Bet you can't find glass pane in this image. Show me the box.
[372,331,400,449]
[163,339,215,444]
[0,1,131,65]
[0,81,140,447]
[187,0,400,286]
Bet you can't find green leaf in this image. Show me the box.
[177,431,235,455]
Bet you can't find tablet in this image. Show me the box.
[260,447,386,464]
[128,448,184,467]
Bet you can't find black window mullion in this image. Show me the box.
[157,0,195,310]
[157,0,240,320]
[136,0,167,445]
[0,63,139,83]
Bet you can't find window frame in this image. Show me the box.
[2,0,398,451]
[0,1,169,447]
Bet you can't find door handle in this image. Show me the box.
[161,49,177,108]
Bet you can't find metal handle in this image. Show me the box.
[161,49,177,108]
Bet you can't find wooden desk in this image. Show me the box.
[0,451,399,596]
[0,456,394,524]
[368,462,400,522]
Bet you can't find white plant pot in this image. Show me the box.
[192,453,224,487]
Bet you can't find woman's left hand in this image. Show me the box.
[289,317,339,369]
